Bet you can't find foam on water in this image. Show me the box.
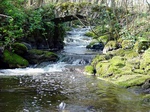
[0,62,67,76]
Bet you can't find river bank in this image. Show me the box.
[0,27,150,112]
[84,13,150,100]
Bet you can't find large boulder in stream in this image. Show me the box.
[86,42,104,50]
[1,50,29,68]
[24,49,59,64]
[12,43,28,56]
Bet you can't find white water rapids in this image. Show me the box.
[0,27,95,76]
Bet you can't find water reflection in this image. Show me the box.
[0,27,149,112]
[0,72,149,112]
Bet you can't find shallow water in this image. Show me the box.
[0,27,150,112]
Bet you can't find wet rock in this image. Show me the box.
[86,42,104,50]
[24,49,59,64]
[22,42,32,50]
[12,43,28,56]
[142,79,150,94]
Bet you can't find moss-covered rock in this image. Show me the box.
[140,48,150,71]
[94,56,125,77]
[25,49,59,64]
[103,41,117,53]
[91,55,106,66]
[84,65,95,74]
[86,42,104,50]
[114,75,149,87]
[96,62,110,77]
[142,94,150,103]
[110,56,125,67]
[98,35,109,44]
[3,50,29,68]
[134,40,150,53]
[85,47,150,88]
[121,40,134,49]
[124,49,139,58]
[12,43,28,56]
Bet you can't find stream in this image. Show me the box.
[0,27,150,112]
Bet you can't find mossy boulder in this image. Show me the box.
[25,49,59,64]
[114,75,149,87]
[124,50,138,58]
[110,56,125,67]
[134,40,150,53]
[91,55,106,66]
[87,42,104,50]
[140,48,150,71]
[106,56,125,75]
[103,41,118,54]
[85,65,95,74]
[86,39,98,49]
[98,35,109,44]
[95,56,125,77]
[121,40,134,49]
[142,94,150,103]
[12,43,28,56]
[96,61,111,77]
[110,48,138,59]
[3,50,29,68]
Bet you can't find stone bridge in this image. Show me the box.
[51,2,101,23]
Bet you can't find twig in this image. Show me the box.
[0,14,12,19]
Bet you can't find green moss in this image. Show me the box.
[12,43,27,55]
[113,49,125,56]
[29,49,57,57]
[133,69,144,74]
[145,65,150,74]
[98,35,109,43]
[140,48,150,69]
[105,41,117,48]
[3,50,29,68]
[115,75,150,87]
[96,62,110,76]
[121,40,134,49]
[124,49,139,58]
[29,49,44,55]
[110,56,125,67]
[86,39,98,49]
[85,65,95,74]
[109,66,122,74]
[142,94,150,103]
[134,40,150,53]
[91,55,106,66]
[28,49,59,62]
[113,49,138,58]
[84,31,96,37]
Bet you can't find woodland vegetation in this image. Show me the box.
[0,0,150,93]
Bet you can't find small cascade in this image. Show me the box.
[0,27,96,76]
[0,27,148,112]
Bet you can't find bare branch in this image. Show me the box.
[0,14,12,19]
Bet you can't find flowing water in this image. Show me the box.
[0,27,150,112]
